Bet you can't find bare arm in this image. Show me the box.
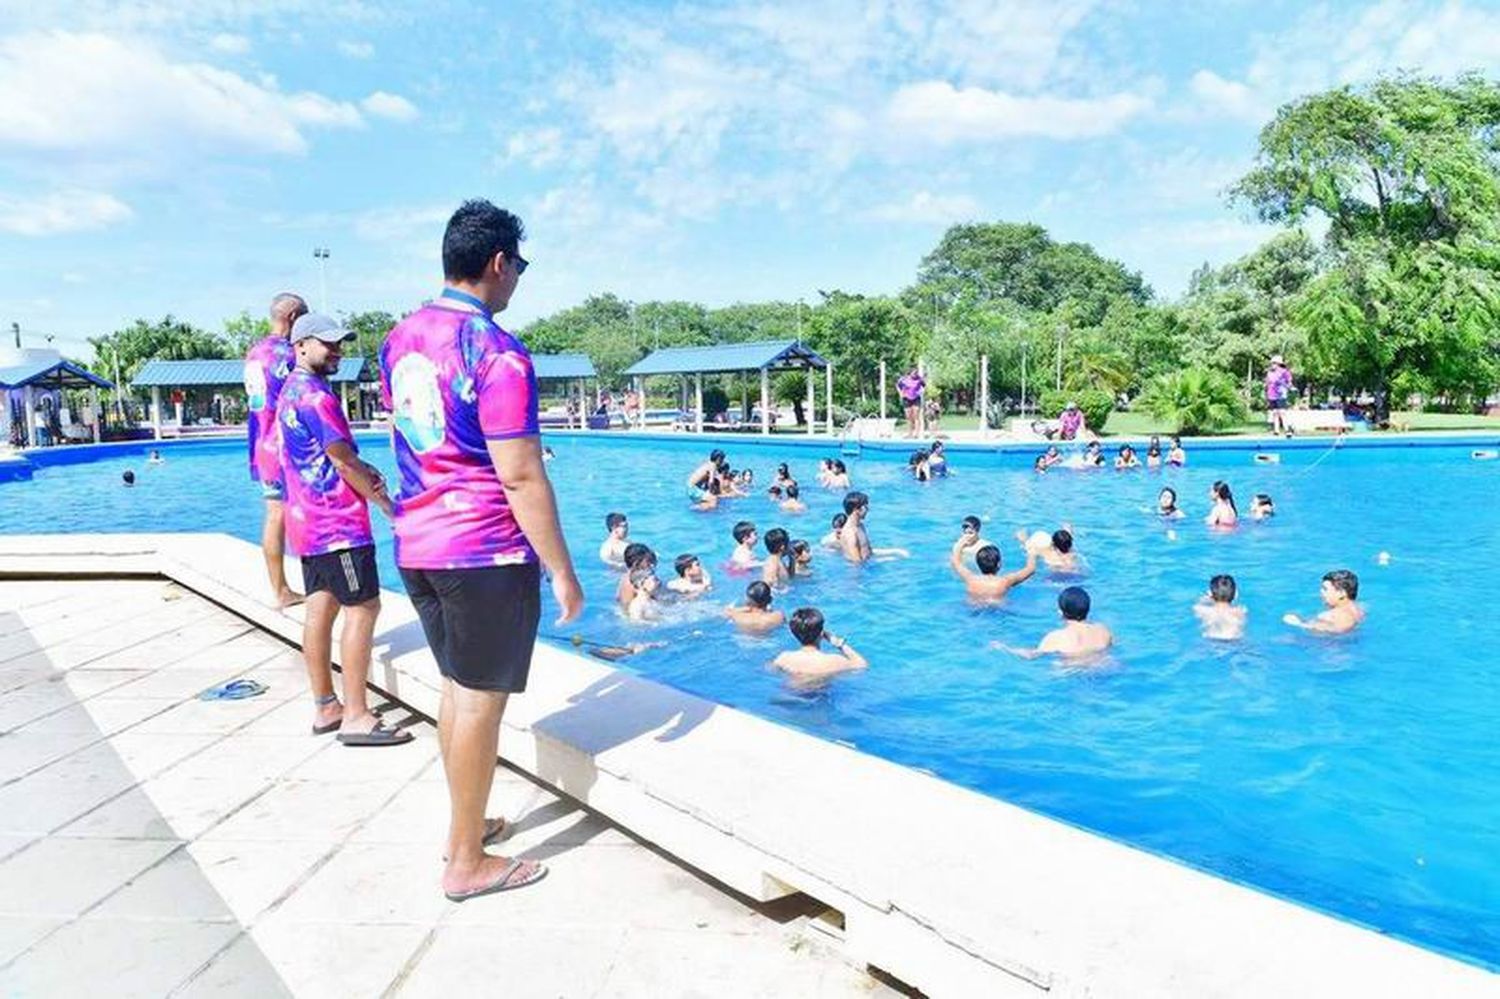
[949,540,976,581]
[487,436,583,623]
[1001,550,1038,587]
[825,633,868,669]
[326,440,392,517]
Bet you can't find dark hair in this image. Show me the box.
[831,512,847,529]
[1052,529,1073,553]
[788,606,826,646]
[962,515,981,533]
[1033,456,1046,470]
[605,512,627,531]
[764,527,789,554]
[122,470,136,485]
[733,521,756,543]
[1159,487,1178,512]
[716,459,731,473]
[784,482,799,500]
[908,449,927,465]
[741,468,754,482]
[1058,586,1091,621]
[745,581,773,609]
[975,545,1001,574]
[623,542,654,568]
[708,478,722,495]
[1323,569,1359,600]
[1209,574,1237,602]
[791,539,810,555]
[843,491,868,515]
[674,553,699,577]
[441,199,524,281]
[931,441,944,453]
[1254,493,1274,510]
[777,462,790,478]
[1147,435,1161,456]
[710,449,726,463]
[768,485,783,498]
[832,459,846,473]
[1211,480,1238,514]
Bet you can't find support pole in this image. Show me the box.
[634,376,644,430]
[151,386,162,441]
[825,363,834,435]
[879,360,887,424]
[340,381,351,418]
[1020,346,1028,428]
[89,385,101,442]
[759,367,770,436]
[917,358,927,436]
[23,385,37,447]
[694,372,703,435]
[805,368,815,436]
[978,354,989,434]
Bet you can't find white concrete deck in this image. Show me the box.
[0,577,893,997]
[1,533,1496,998]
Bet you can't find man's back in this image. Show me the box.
[1040,621,1113,659]
[244,334,293,483]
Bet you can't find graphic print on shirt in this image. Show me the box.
[390,351,446,454]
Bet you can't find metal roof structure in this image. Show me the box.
[132,357,365,387]
[0,359,113,390]
[532,353,597,380]
[623,340,828,377]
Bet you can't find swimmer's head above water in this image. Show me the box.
[733,521,757,545]
[745,580,773,609]
[623,543,656,570]
[674,553,701,578]
[788,606,826,646]
[764,527,789,555]
[605,512,628,537]
[1058,586,1091,621]
[843,491,869,516]
[1051,529,1074,554]
[975,545,1001,575]
[961,515,981,536]
[1322,569,1358,603]
[1209,574,1237,603]
[1158,487,1178,513]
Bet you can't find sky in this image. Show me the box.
[3,0,1500,359]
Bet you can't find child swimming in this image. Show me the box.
[1206,480,1238,528]
[625,565,660,622]
[1114,444,1140,470]
[950,532,1038,602]
[780,482,807,513]
[1157,487,1184,519]
[825,459,851,489]
[772,607,868,678]
[821,512,846,549]
[1016,525,1080,573]
[1250,493,1275,520]
[995,586,1113,661]
[1146,436,1162,469]
[599,512,630,565]
[725,580,785,633]
[729,521,761,569]
[616,543,656,607]
[1283,569,1364,634]
[761,527,792,587]
[1168,436,1186,466]
[1194,574,1246,640]
[666,553,712,598]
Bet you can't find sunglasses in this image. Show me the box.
[508,250,529,276]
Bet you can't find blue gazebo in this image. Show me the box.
[0,354,114,446]
[133,357,366,439]
[531,353,598,429]
[622,340,830,435]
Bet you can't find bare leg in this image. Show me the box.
[262,500,304,607]
[337,597,381,734]
[302,591,342,730]
[440,684,539,895]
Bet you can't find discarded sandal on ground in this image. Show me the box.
[337,719,415,747]
[198,679,267,701]
[443,859,547,902]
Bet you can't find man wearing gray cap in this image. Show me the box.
[277,313,410,747]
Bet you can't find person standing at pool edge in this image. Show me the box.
[1265,354,1293,435]
[897,366,925,437]
[381,199,582,902]
[245,292,308,608]
[277,313,408,747]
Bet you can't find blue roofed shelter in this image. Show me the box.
[132,357,366,440]
[621,340,831,435]
[0,350,114,446]
[531,353,597,429]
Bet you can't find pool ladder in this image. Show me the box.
[840,427,863,457]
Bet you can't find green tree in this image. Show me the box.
[1138,367,1249,435]
[221,312,270,355]
[91,316,230,384]
[342,310,399,365]
[804,293,918,405]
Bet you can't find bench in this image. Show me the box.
[1275,409,1348,433]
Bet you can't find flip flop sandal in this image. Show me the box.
[311,718,343,736]
[198,679,268,701]
[443,859,547,902]
[337,720,415,747]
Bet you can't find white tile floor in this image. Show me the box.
[0,579,896,998]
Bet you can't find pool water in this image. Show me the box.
[5,434,1499,967]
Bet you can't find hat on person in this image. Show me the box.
[1270,354,1285,365]
[291,313,355,344]
[1065,400,1078,410]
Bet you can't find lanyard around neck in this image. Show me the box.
[439,287,491,318]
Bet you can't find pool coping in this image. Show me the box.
[0,532,1493,997]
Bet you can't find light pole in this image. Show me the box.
[1054,322,1066,392]
[313,247,330,311]
[1020,340,1028,420]
[10,322,18,349]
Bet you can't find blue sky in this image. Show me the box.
[3,0,1500,359]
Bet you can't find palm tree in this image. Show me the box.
[1139,367,1248,435]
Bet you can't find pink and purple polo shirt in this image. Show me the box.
[244,335,294,486]
[275,368,373,558]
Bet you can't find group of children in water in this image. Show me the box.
[595,441,1365,679]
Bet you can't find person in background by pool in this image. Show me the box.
[380,200,582,901]
[667,553,712,598]
[1283,569,1364,634]
[147,450,164,465]
[616,543,656,607]
[815,459,833,486]
[245,291,308,609]
[839,491,909,563]
[898,366,925,437]
[1194,574,1246,641]
[725,580,785,633]
[1168,436,1187,466]
[1206,480,1238,528]
[950,532,1037,602]
[1250,494,1275,520]
[1156,487,1185,519]
[1033,455,1049,474]
[692,477,721,512]
[625,564,660,621]
[926,441,949,477]
[1081,440,1105,467]
[1146,436,1162,469]
[825,459,851,490]
[737,468,754,492]
[909,449,931,482]
[729,521,761,569]
[790,539,814,576]
[599,512,630,566]
[774,607,868,678]
[994,586,1113,661]
[1265,354,1294,436]
[1114,444,1140,470]
[685,448,725,507]
[779,481,807,513]
[1041,445,1064,469]
[279,313,408,749]
[1017,525,1080,573]
[719,468,748,498]
[761,527,792,587]
[1058,400,1086,441]
[821,513,846,549]
[541,445,555,462]
[772,462,793,491]
[122,469,135,487]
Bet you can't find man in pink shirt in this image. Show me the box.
[1264,354,1294,435]
[380,200,583,901]
[244,292,308,607]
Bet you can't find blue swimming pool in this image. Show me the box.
[5,432,1499,967]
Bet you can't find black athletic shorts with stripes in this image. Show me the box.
[301,545,381,606]
[399,562,541,692]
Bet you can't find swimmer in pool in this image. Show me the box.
[147,450,164,465]
[995,586,1113,661]
[927,441,949,477]
[725,580,785,633]
[625,565,660,622]
[616,543,656,607]
[1194,574,1246,641]
[826,459,851,490]
[1041,445,1064,469]
[666,553,712,598]
[772,462,794,491]
[815,459,833,487]
[950,534,1038,602]
[1081,441,1105,467]
[762,528,792,587]
[1206,480,1238,528]
[122,469,136,487]
[541,445,555,462]
[1033,455,1048,474]
[1016,525,1079,573]
[772,607,868,679]
[685,448,725,506]
[1283,569,1364,634]
[1145,436,1162,469]
[718,468,748,498]
[780,481,807,513]
[1168,436,1186,466]
[1157,487,1185,519]
[909,449,931,482]
[821,513,846,549]
[737,468,754,492]
[790,539,814,576]
[730,521,761,569]
[1250,493,1275,520]
[838,491,909,563]
[599,512,630,566]
[1114,445,1140,470]
[959,515,994,557]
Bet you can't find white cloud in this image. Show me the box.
[1187,70,1264,122]
[866,191,981,223]
[208,32,249,54]
[0,31,364,160]
[0,190,133,236]
[338,40,375,59]
[503,127,567,168]
[360,91,418,122]
[885,81,1150,143]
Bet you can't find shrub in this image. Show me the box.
[1138,367,1248,435]
[1039,388,1113,433]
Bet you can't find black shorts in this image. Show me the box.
[301,545,380,606]
[399,562,541,692]
[1268,397,1288,410]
